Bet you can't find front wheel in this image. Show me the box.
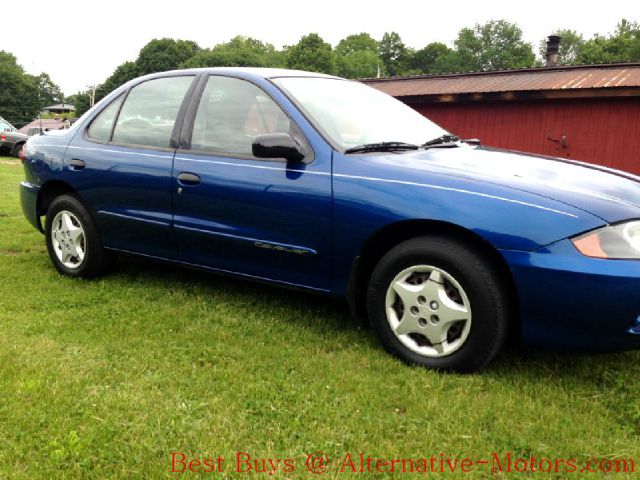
[11,142,24,158]
[367,236,510,373]
[45,194,111,278]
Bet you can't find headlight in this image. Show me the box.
[572,221,640,259]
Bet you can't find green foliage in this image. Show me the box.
[31,73,64,109]
[335,32,379,56]
[0,52,41,127]
[378,23,536,77]
[286,33,335,74]
[65,92,92,117]
[577,19,640,64]
[136,38,201,75]
[335,33,383,78]
[336,50,382,78]
[409,42,456,74]
[95,61,140,102]
[181,36,285,69]
[379,32,411,76]
[536,20,640,66]
[454,20,536,71]
[5,17,639,128]
[55,18,640,114]
[94,37,199,101]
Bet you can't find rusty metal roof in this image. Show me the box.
[362,63,640,97]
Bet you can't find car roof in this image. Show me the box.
[141,67,341,82]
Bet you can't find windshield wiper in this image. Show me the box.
[421,134,460,148]
[344,142,419,154]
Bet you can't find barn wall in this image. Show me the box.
[409,97,640,175]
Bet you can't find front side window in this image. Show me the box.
[111,76,193,149]
[86,94,124,142]
[191,76,292,156]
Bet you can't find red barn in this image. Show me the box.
[363,63,640,175]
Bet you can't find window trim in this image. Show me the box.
[83,74,198,153]
[179,73,315,164]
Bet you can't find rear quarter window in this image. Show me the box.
[86,95,124,142]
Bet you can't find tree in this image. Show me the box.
[379,32,410,76]
[454,20,536,71]
[136,38,201,75]
[181,36,284,68]
[335,33,383,78]
[409,42,458,74]
[95,61,140,101]
[336,50,382,78]
[32,73,63,109]
[65,92,92,117]
[577,19,640,64]
[0,51,40,127]
[538,29,584,65]
[335,33,379,56]
[286,33,335,74]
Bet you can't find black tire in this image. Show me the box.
[366,236,510,373]
[45,194,112,278]
[11,142,24,158]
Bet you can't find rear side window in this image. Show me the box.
[191,76,292,156]
[86,94,124,142]
[111,76,193,149]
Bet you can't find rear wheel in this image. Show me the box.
[45,195,111,278]
[367,236,509,373]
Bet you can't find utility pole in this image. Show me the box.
[86,85,96,107]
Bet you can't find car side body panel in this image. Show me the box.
[61,141,176,259]
[18,67,640,354]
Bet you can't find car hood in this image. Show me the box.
[388,145,640,223]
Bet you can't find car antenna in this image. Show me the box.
[37,91,44,135]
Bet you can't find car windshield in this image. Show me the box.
[272,77,448,151]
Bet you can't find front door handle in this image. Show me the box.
[177,172,201,185]
[69,158,85,170]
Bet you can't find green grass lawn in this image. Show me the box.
[1,155,639,479]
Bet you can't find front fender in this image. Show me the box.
[330,152,605,294]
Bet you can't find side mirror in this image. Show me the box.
[252,133,305,162]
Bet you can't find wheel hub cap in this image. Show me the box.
[385,265,472,358]
[51,210,86,269]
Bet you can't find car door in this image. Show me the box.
[172,74,333,291]
[65,75,196,259]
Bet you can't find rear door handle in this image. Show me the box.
[69,158,85,170]
[177,172,201,185]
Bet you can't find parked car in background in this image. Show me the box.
[19,68,640,372]
[26,128,43,137]
[0,116,28,157]
[20,117,77,137]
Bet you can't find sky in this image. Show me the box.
[2,0,638,96]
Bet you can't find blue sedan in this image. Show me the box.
[20,68,640,372]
